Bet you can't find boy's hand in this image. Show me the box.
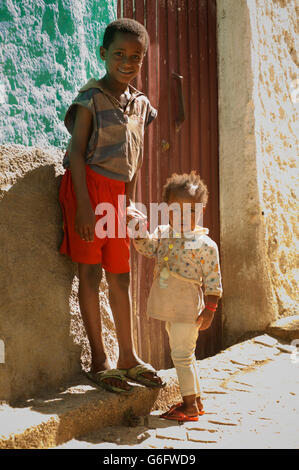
[196,308,215,330]
[75,204,96,242]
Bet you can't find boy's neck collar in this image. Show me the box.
[79,77,142,99]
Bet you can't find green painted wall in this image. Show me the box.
[0,0,117,148]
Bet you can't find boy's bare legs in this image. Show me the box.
[78,265,161,389]
[105,271,162,386]
[78,263,131,391]
[105,271,136,367]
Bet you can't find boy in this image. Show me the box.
[59,19,163,393]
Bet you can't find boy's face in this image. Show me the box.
[168,191,205,233]
[100,32,145,85]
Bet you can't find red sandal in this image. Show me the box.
[160,402,205,419]
[160,407,199,422]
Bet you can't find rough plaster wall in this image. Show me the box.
[247,0,299,318]
[217,0,298,346]
[0,0,116,148]
[0,145,118,402]
[217,0,276,345]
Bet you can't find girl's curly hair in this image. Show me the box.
[162,171,208,205]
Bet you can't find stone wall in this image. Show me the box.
[217,0,298,345]
[0,145,118,402]
[0,145,78,401]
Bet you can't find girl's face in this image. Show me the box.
[167,191,204,233]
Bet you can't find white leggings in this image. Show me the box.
[166,321,201,398]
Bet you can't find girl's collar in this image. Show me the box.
[168,225,209,239]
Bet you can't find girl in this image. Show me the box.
[127,171,223,421]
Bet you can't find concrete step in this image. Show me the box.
[0,370,180,449]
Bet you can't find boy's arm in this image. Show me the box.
[125,169,139,207]
[68,106,95,242]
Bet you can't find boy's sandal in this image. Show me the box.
[85,369,133,394]
[120,364,166,388]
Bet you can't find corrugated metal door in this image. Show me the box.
[117,0,221,369]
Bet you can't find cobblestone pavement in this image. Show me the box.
[55,335,299,449]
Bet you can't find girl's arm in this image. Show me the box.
[132,226,160,258]
[68,106,95,242]
[200,243,223,298]
[196,242,223,330]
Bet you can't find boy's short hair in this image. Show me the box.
[162,171,209,206]
[103,18,149,52]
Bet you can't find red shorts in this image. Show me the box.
[59,164,130,272]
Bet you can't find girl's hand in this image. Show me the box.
[126,203,148,238]
[196,309,215,330]
[126,212,138,226]
[126,203,147,223]
[75,203,96,242]
[127,216,148,239]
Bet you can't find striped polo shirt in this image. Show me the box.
[63,78,157,182]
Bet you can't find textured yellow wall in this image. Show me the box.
[248,0,298,318]
[217,0,298,345]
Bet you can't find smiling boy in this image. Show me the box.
[59,19,163,392]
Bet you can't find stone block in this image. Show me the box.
[253,335,278,347]
[208,417,239,426]
[187,430,218,443]
[156,426,187,441]
[275,343,296,354]
[267,316,299,343]
[184,421,219,432]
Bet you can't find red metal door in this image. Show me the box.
[118,0,221,369]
